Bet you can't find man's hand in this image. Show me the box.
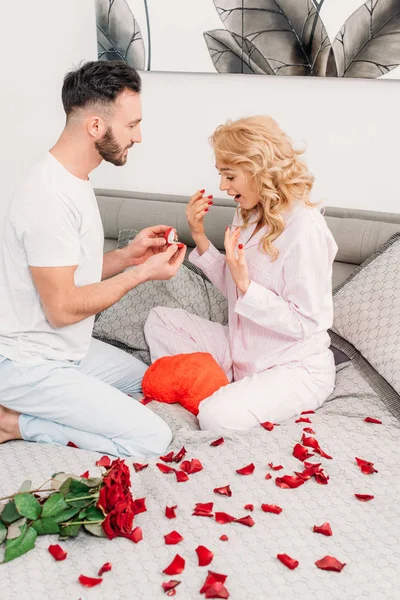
[122,225,170,266]
[224,226,250,294]
[136,243,186,283]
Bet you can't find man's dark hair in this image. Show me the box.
[62,60,142,117]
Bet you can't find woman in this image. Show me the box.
[144,116,337,431]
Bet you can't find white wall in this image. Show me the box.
[1,0,400,224]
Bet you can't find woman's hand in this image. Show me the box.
[186,189,213,236]
[224,227,250,294]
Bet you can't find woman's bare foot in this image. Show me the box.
[0,405,22,443]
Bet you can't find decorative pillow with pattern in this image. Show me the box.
[332,233,400,395]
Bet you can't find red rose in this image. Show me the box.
[102,500,135,540]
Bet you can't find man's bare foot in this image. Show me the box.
[0,405,22,443]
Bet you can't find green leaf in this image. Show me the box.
[85,506,104,521]
[68,480,91,495]
[18,480,32,493]
[52,473,76,493]
[83,477,103,488]
[53,507,81,523]
[31,518,60,535]
[7,518,27,540]
[0,521,7,544]
[41,493,68,518]
[84,522,107,538]
[59,523,81,537]
[4,525,37,563]
[1,501,21,525]
[14,494,42,520]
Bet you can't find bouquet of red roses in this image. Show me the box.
[0,456,145,563]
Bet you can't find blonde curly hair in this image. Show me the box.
[210,115,318,260]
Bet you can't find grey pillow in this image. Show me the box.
[331,233,400,395]
[93,229,228,364]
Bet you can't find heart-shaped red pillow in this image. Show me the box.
[142,352,229,415]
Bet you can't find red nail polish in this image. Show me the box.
[208,201,213,205]
[226,226,230,230]
[205,208,209,212]
[207,195,213,199]
[238,244,243,249]
[200,189,205,194]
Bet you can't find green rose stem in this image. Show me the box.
[0,488,54,502]
[65,494,99,503]
[58,520,104,526]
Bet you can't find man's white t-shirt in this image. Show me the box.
[0,152,104,363]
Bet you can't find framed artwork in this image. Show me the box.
[96,0,400,78]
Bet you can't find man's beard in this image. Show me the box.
[95,126,131,166]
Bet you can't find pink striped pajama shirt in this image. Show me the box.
[144,202,338,431]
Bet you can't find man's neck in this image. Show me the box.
[49,129,102,181]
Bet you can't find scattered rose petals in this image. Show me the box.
[234,515,255,527]
[260,421,274,431]
[95,456,111,468]
[205,582,229,598]
[295,417,312,423]
[80,471,89,479]
[140,396,153,405]
[293,443,313,461]
[48,544,67,561]
[173,446,187,463]
[301,434,332,459]
[133,462,149,472]
[244,504,254,511]
[157,463,175,474]
[78,575,103,588]
[219,535,229,541]
[277,554,299,570]
[268,463,283,471]
[215,512,235,524]
[301,410,315,415]
[303,427,315,434]
[162,580,181,594]
[129,526,143,543]
[67,441,78,448]
[164,531,184,545]
[160,451,175,463]
[355,457,378,475]
[200,571,228,595]
[261,504,282,514]
[196,545,214,566]
[313,522,333,536]
[315,556,346,572]
[364,417,382,424]
[214,485,232,497]
[98,562,112,576]
[210,437,224,447]
[275,475,305,489]
[165,505,177,519]
[265,473,272,480]
[236,463,255,475]
[180,458,203,474]
[163,554,185,575]
[354,494,374,501]
[175,469,190,483]
[132,498,147,515]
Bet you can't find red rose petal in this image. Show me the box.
[166,590,176,596]
[162,580,181,594]
[165,505,177,519]
[180,458,203,474]
[303,427,315,434]
[268,462,283,471]
[164,531,184,545]
[260,421,274,431]
[78,575,103,588]
[193,510,214,517]
[277,553,299,570]
[355,457,378,475]
[196,545,214,566]
[295,417,312,423]
[129,526,143,543]
[301,410,315,415]
[48,544,67,561]
[157,463,175,474]
[133,462,149,472]
[313,522,333,536]
[293,443,313,462]
[160,451,175,463]
[261,504,282,514]
[236,463,255,475]
[219,535,229,541]
[95,456,111,468]
[265,473,272,480]
[301,435,332,459]
[200,571,228,595]
[315,556,346,572]
[275,475,305,489]
[244,504,254,511]
[132,498,147,515]
[234,515,255,527]
[364,417,382,424]
[140,396,153,405]
[210,437,224,447]
[80,471,89,479]
[214,485,232,497]
[173,446,187,463]
[354,493,374,501]
[98,562,112,576]
[215,512,235,524]
[175,469,190,482]
[163,554,185,575]
[67,440,78,448]
[205,582,229,598]
[195,502,214,512]
[314,470,330,485]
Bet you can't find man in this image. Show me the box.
[0,61,185,457]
